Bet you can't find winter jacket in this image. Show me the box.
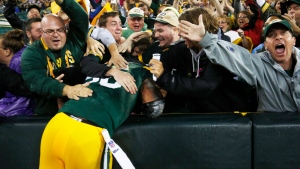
[156,41,257,113]
[201,32,300,112]
[0,46,34,116]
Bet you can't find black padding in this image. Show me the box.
[0,113,252,169]
[112,113,252,169]
[0,116,51,169]
[252,112,300,169]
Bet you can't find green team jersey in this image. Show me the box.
[59,62,151,135]
[21,0,88,115]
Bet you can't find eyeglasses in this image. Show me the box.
[40,27,66,36]
[218,21,228,24]
[238,15,248,19]
[129,17,143,22]
[28,9,39,14]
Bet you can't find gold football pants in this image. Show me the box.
[39,112,112,169]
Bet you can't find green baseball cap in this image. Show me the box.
[284,0,300,7]
[263,20,293,40]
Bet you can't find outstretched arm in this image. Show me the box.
[139,0,159,15]
[172,0,179,11]
[118,31,152,53]
[223,0,234,14]
[149,57,228,97]
[210,0,224,17]
[233,0,245,19]
[107,44,128,69]
[86,37,105,56]
[58,0,89,48]
[179,14,206,42]
[104,66,138,94]
[90,27,128,68]
[179,14,258,86]
[3,1,23,29]
[81,55,137,94]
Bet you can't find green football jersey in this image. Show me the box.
[59,62,151,135]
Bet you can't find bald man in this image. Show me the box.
[21,0,92,115]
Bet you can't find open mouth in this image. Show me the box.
[275,43,285,54]
[158,37,165,42]
[52,40,60,45]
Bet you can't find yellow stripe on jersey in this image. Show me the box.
[261,2,270,13]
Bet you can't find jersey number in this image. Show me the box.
[99,78,121,89]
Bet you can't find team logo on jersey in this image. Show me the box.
[108,140,115,148]
[226,46,235,53]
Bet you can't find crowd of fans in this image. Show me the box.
[1,0,300,167]
[0,0,51,13]
[0,0,300,116]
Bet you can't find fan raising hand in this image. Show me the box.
[178,14,206,43]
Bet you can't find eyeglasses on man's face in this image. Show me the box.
[129,17,143,22]
[40,27,66,36]
[218,21,228,24]
[238,15,248,19]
